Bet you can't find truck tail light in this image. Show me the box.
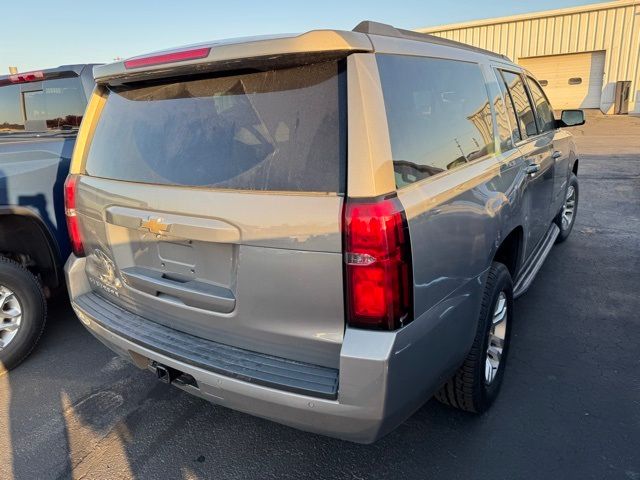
[343,195,413,330]
[124,47,211,69]
[64,175,85,257]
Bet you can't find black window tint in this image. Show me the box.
[527,76,555,133]
[85,62,346,193]
[0,84,25,131]
[23,77,86,130]
[501,71,538,138]
[377,55,495,188]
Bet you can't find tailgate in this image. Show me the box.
[74,61,346,369]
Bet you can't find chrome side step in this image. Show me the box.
[513,223,560,299]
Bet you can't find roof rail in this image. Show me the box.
[352,21,511,62]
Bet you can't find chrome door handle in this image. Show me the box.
[552,151,562,159]
[524,163,541,175]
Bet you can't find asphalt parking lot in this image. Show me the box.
[1,111,638,480]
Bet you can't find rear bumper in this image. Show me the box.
[66,254,472,443]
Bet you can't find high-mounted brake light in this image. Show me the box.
[9,71,45,84]
[343,195,413,330]
[124,47,211,69]
[64,175,85,257]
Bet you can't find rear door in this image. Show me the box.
[525,75,572,217]
[497,69,554,257]
[76,61,347,369]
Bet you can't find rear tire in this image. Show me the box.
[0,256,47,374]
[435,262,513,413]
[555,173,579,243]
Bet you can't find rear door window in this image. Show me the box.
[85,61,346,193]
[526,76,555,133]
[377,54,495,188]
[495,69,522,142]
[491,78,515,151]
[500,71,538,138]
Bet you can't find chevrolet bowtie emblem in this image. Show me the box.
[141,217,169,235]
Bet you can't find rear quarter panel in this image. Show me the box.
[397,148,525,366]
[355,41,529,382]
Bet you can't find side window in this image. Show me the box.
[527,76,555,133]
[0,84,25,131]
[22,77,86,130]
[494,70,522,146]
[377,54,496,188]
[500,71,538,138]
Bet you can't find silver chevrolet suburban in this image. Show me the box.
[65,22,583,443]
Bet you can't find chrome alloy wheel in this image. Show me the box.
[485,291,507,385]
[0,285,22,350]
[561,185,576,230]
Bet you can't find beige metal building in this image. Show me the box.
[418,0,640,115]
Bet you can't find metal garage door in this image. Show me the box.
[520,51,606,109]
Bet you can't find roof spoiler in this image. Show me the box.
[353,20,511,61]
[92,20,511,87]
[93,30,373,86]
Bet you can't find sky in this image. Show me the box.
[2,0,610,72]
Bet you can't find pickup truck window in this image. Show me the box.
[500,71,538,138]
[0,84,25,131]
[377,54,495,188]
[23,77,86,130]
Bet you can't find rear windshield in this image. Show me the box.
[0,77,86,132]
[23,77,86,130]
[0,84,24,131]
[85,61,346,193]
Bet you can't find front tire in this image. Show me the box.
[0,256,47,374]
[435,262,513,413]
[555,173,579,243]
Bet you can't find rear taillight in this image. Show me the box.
[64,175,85,257]
[343,195,413,330]
[124,47,211,69]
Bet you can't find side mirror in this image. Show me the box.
[559,110,585,127]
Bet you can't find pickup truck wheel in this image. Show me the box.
[555,173,579,243]
[435,262,513,413]
[0,256,46,374]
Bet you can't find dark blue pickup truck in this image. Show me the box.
[0,64,95,372]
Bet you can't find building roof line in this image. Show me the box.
[417,0,639,33]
